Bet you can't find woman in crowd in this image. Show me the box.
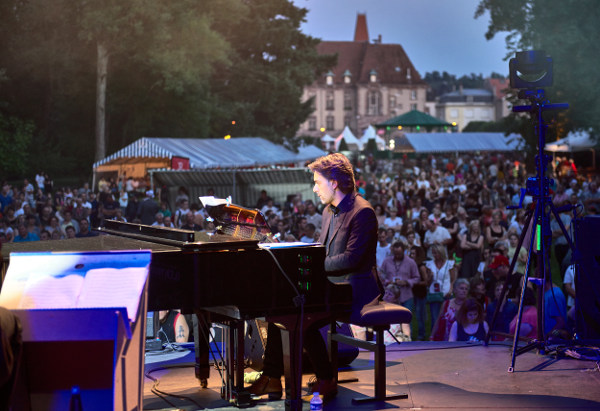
[431,278,470,341]
[485,210,507,248]
[459,220,484,279]
[425,243,456,330]
[449,298,489,342]
[374,203,387,228]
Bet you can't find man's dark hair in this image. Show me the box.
[308,153,356,194]
[392,241,405,250]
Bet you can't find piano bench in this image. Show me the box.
[329,301,412,404]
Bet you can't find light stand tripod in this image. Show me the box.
[484,51,574,372]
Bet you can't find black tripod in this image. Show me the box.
[484,87,573,372]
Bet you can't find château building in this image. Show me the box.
[297,14,428,139]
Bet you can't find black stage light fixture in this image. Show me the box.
[509,50,553,89]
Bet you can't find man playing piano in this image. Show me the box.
[248,153,381,400]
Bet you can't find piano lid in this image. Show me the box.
[98,220,259,249]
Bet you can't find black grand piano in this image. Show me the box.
[0,202,352,411]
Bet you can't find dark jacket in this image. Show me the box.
[319,192,381,322]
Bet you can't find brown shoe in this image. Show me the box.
[247,374,283,400]
[309,378,337,400]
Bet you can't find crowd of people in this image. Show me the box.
[1,152,599,344]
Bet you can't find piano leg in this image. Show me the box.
[279,325,303,411]
[269,312,332,411]
[193,311,211,388]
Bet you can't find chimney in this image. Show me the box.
[354,13,369,42]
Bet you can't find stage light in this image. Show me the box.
[320,127,325,132]
[397,126,402,130]
[416,125,420,131]
[224,135,231,140]
[232,121,236,125]
[509,50,553,89]
[452,122,457,127]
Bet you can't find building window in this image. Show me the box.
[410,90,417,100]
[326,115,335,130]
[450,109,458,118]
[367,91,381,115]
[344,115,352,126]
[465,109,474,118]
[369,69,377,83]
[343,69,352,84]
[410,103,417,111]
[406,68,411,80]
[344,91,352,110]
[308,117,316,131]
[398,103,403,110]
[389,95,396,108]
[326,91,334,110]
[325,70,334,86]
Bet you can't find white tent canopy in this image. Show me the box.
[93,136,326,170]
[335,126,362,150]
[360,125,386,150]
[403,132,524,153]
[545,130,597,152]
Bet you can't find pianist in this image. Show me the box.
[248,153,380,401]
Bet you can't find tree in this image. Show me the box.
[476,0,600,132]
[0,114,34,178]
[207,0,336,143]
[78,0,232,161]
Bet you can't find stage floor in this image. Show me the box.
[143,341,600,410]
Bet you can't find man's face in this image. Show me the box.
[80,220,89,232]
[313,171,336,206]
[392,245,404,260]
[427,219,436,232]
[378,230,387,242]
[494,264,509,278]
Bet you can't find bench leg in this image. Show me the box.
[351,327,408,404]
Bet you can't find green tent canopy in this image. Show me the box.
[375,109,452,131]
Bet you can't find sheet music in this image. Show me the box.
[19,274,84,309]
[0,251,150,322]
[77,267,148,320]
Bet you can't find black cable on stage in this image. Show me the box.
[144,363,203,408]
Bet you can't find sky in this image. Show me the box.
[290,0,511,78]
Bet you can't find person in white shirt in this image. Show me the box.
[376,228,392,269]
[383,208,403,232]
[423,219,452,260]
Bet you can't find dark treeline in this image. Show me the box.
[0,0,335,180]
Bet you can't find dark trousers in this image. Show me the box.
[262,322,333,380]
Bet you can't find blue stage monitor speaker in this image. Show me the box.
[574,215,600,339]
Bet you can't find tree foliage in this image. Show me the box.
[0,113,34,178]
[206,0,336,142]
[476,0,600,132]
[0,0,333,180]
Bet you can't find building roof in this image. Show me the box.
[315,41,426,86]
[486,78,510,100]
[439,88,494,103]
[376,109,452,128]
[403,132,524,153]
[93,137,326,170]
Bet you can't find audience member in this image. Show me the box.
[431,278,469,341]
[449,298,489,342]
[425,243,456,331]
